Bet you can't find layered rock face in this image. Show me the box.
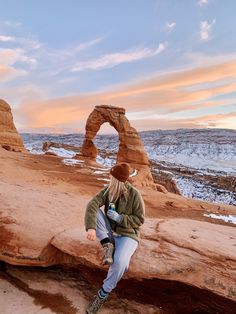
[1,143,236,311]
[0,165,235,304]
[80,105,158,188]
[0,99,25,151]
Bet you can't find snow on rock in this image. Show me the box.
[89,166,110,171]
[204,213,236,225]
[48,147,76,158]
[174,176,236,205]
[130,169,138,177]
[140,129,236,174]
[20,129,236,205]
[62,159,84,166]
[94,170,109,174]
[97,178,110,182]
[96,155,115,167]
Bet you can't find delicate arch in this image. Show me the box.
[81,105,149,166]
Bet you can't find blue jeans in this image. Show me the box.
[96,208,138,293]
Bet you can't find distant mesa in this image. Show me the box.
[0,99,26,152]
[80,105,167,191]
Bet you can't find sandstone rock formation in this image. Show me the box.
[0,99,25,151]
[1,146,236,311]
[151,166,181,194]
[80,105,157,188]
[52,218,236,302]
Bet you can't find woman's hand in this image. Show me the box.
[87,228,96,241]
[107,210,123,223]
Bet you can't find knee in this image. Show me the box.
[113,256,130,272]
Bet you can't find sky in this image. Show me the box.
[0,0,236,134]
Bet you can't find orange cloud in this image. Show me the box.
[0,65,26,82]
[130,111,236,131]
[15,59,236,133]
[0,65,14,81]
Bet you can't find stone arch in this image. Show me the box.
[80,105,164,190]
[81,105,149,166]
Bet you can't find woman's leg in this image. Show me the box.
[96,208,114,266]
[96,208,113,242]
[86,229,138,313]
[102,236,138,293]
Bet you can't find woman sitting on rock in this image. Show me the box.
[85,163,145,314]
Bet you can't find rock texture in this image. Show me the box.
[0,147,236,306]
[0,99,25,151]
[151,164,181,194]
[80,105,156,188]
[52,218,236,302]
[1,264,161,314]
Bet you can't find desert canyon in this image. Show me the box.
[0,99,236,314]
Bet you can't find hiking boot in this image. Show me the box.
[86,294,108,314]
[102,242,114,265]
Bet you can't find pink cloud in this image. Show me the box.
[14,59,236,133]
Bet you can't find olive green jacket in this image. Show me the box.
[84,182,145,242]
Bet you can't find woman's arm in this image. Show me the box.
[119,190,145,229]
[84,189,106,231]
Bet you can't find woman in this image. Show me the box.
[85,163,145,314]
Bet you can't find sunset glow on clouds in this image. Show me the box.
[0,0,236,133]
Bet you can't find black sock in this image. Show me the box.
[98,287,109,299]
[100,237,110,245]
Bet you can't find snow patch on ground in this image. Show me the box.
[25,144,44,155]
[97,178,110,182]
[130,169,138,177]
[94,170,108,174]
[96,155,115,167]
[62,159,84,166]
[48,147,76,158]
[175,176,236,205]
[204,213,236,225]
